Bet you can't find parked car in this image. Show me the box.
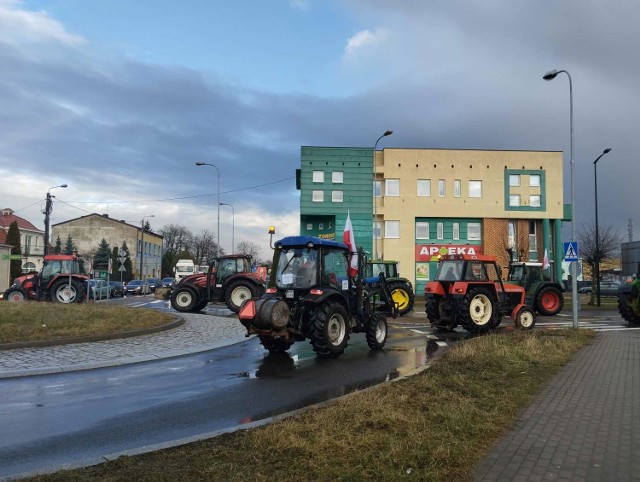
[108,281,124,297]
[578,281,622,297]
[87,279,110,300]
[124,279,150,295]
[146,278,161,292]
[161,277,174,289]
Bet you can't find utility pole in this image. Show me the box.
[43,184,67,256]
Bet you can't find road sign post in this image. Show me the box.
[563,241,580,326]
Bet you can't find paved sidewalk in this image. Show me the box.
[474,330,640,481]
[0,313,249,378]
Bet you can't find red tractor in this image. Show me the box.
[170,254,266,313]
[425,254,535,333]
[3,254,88,303]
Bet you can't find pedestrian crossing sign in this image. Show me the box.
[563,241,578,261]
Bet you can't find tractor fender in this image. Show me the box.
[303,289,349,311]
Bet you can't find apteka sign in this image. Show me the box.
[415,244,483,262]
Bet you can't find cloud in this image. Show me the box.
[343,28,390,60]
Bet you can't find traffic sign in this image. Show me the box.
[1,254,23,260]
[563,241,578,262]
[119,249,127,257]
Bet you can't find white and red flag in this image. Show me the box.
[343,211,358,277]
[542,249,550,270]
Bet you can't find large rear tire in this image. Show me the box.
[366,312,388,350]
[309,301,350,358]
[170,286,199,312]
[50,279,84,303]
[4,287,28,302]
[618,286,640,326]
[388,281,415,316]
[224,280,259,313]
[457,287,495,333]
[534,286,564,316]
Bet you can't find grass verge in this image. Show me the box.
[0,303,175,344]
[29,329,595,481]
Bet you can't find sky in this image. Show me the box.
[1,0,639,261]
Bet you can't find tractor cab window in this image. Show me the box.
[275,247,319,290]
[217,258,241,282]
[436,260,462,281]
[41,261,62,283]
[320,248,348,290]
[485,263,501,282]
[465,262,489,281]
[510,265,526,283]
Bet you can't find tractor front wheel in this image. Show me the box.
[535,286,564,316]
[4,287,28,302]
[515,306,536,330]
[51,279,84,303]
[457,287,495,333]
[170,286,199,312]
[366,312,388,350]
[309,301,350,358]
[388,281,415,316]
[225,280,259,313]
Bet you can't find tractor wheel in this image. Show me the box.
[193,300,209,312]
[457,287,496,333]
[618,287,640,326]
[366,312,388,350]
[426,295,457,330]
[259,336,294,353]
[535,286,564,316]
[309,301,350,358]
[4,287,28,302]
[490,314,503,329]
[170,286,199,312]
[388,281,415,316]
[514,306,536,330]
[51,279,84,303]
[225,280,259,313]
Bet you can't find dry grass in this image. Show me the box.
[30,329,595,482]
[0,303,175,344]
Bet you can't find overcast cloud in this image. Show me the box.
[1,0,638,258]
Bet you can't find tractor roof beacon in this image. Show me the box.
[507,261,564,316]
[238,235,398,358]
[425,254,535,333]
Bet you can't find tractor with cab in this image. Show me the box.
[507,261,564,316]
[364,259,415,316]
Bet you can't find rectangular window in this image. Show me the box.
[306,223,313,230]
[454,179,461,198]
[385,179,400,196]
[332,191,343,202]
[529,174,541,187]
[529,195,541,207]
[373,180,382,198]
[453,222,460,240]
[468,223,481,240]
[437,222,444,240]
[373,221,382,239]
[468,180,482,198]
[508,220,516,250]
[438,179,445,197]
[312,171,324,183]
[312,190,324,202]
[529,221,537,252]
[332,171,343,183]
[385,221,400,238]
[509,174,520,186]
[417,179,431,197]
[416,222,430,239]
[509,194,521,207]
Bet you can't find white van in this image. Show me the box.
[174,259,195,283]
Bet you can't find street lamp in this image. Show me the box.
[373,130,393,260]
[43,184,68,256]
[219,202,235,254]
[139,215,155,279]
[594,147,612,307]
[195,162,220,258]
[543,69,578,328]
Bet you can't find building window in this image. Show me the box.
[454,179,461,198]
[530,174,541,187]
[385,221,400,238]
[529,195,541,207]
[385,179,400,196]
[373,180,382,198]
[438,179,445,197]
[509,194,521,207]
[312,190,324,202]
[307,223,313,230]
[319,223,324,230]
[468,223,481,240]
[332,171,343,183]
[332,191,343,203]
[529,221,537,252]
[373,221,382,239]
[469,180,482,198]
[417,179,431,197]
[508,220,516,251]
[312,171,324,183]
[416,222,430,239]
[509,174,520,186]
[453,222,460,240]
[437,222,444,240]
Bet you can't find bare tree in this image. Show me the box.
[192,230,219,265]
[159,224,193,255]
[577,221,622,302]
[236,241,262,262]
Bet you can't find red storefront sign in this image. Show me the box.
[415,244,483,261]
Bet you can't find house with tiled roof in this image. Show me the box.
[0,208,46,275]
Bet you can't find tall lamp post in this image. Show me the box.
[543,69,578,329]
[594,148,612,307]
[373,130,393,260]
[139,215,155,279]
[219,202,235,254]
[43,184,68,256]
[195,162,221,258]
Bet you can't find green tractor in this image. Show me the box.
[365,259,415,316]
[506,262,564,316]
[618,266,640,326]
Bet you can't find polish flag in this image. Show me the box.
[542,249,550,270]
[343,211,358,277]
